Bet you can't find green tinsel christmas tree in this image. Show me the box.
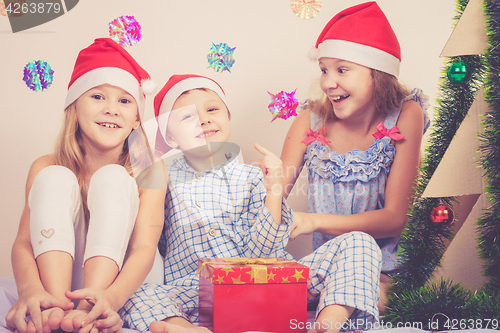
[385,0,500,326]
[478,0,500,293]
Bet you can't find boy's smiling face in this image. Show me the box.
[165,88,231,151]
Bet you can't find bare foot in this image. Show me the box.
[39,307,65,333]
[60,309,94,333]
[309,304,355,333]
[23,320,37,333]
[149,320,211,333]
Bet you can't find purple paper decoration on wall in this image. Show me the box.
[23,60,54,92]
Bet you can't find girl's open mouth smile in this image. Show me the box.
[97,122,121,129]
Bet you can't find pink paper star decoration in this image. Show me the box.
[109,15,142,47]
[267,89,299,122]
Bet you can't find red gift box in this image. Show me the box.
[198,257,308,333]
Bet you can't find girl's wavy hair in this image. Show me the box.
[53,102,152,225]
[310,69,410,125]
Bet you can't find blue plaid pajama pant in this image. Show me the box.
[120,231,381,332]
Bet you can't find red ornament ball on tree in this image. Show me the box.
[430,204,454,226]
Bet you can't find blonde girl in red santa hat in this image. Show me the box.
[281,0,430,323]
[6,38,166,333]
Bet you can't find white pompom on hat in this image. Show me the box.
[64,38,155,118]
[310,1,401,77]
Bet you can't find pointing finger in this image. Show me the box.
[254,143,271,156]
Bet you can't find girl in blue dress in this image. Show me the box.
[281,1,429,316]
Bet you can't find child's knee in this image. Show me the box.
[339,231,382,262]
[31,165,78,196]
[88,164,138,205]
[90,164,133,190]
[339,231,377,247]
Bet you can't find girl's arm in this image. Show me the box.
[290,101,424,240]
[280,108,311,199]
[7,156,74,333]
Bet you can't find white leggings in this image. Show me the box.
[29,165,140,291]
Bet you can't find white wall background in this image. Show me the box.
[2,0,482,288]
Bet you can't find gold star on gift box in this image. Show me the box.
[231,275,245,284]
[292,269,306,282]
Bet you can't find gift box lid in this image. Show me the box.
[198,257,309,285]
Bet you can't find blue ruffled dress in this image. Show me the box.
[304,88,430,272]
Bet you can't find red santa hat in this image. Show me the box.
[64,38,155,118]
[154,74,228,146]
[310,1,401,77]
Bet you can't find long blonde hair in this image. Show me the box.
[53,103,152,224]
[311,69,410,126]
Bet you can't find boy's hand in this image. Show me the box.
[254,143,282,196]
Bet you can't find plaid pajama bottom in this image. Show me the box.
[298,231,382,329]
[120,231,381,332]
